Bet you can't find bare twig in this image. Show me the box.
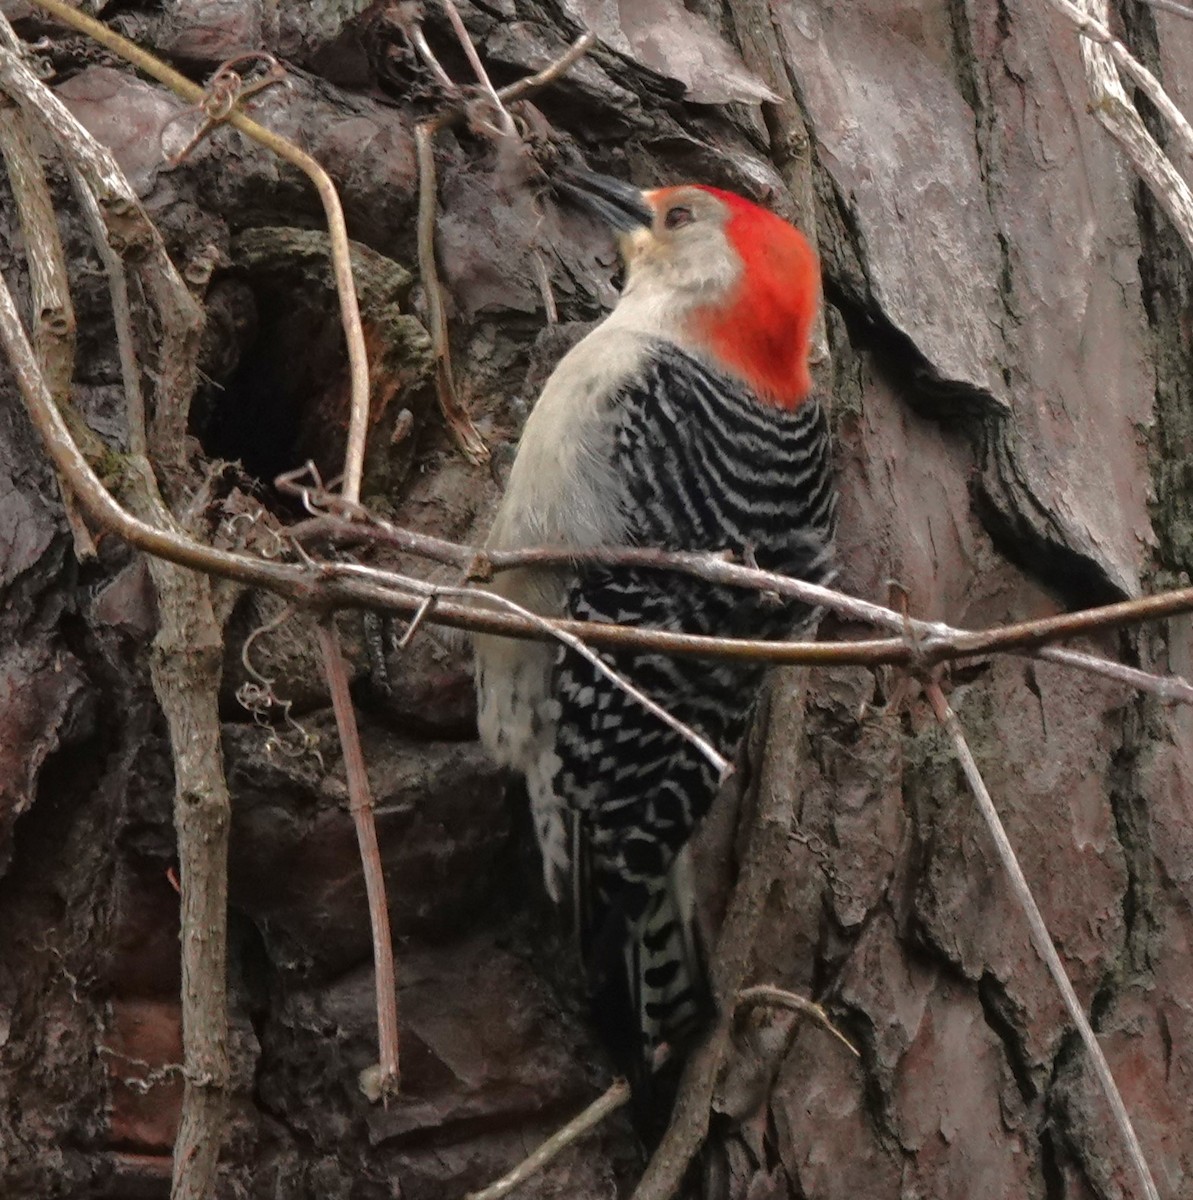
[469,549,1187,690]
[353,564,733,777]
[414,121,490,464]
[426,21,596,138]
[0,300,904,663]
[407,20,458,93]
[67,168,152,463]
[464,1078,632,1200]
[289,511,1193,705]
[316,622,401,1097]
[0,105,75,402]
[924,680,1159,1200]
[1136,0,1193,17]
[1049,0,1193,152]
[1043,0,1193,257]
[398,592,440,649]
[10,302,1193,680]
[66,205,246,1187]
[457,29,598,130]
[440,0,517,137]
[12,294,1193,678]
[530,248,559,323]
[736,985,860,1059]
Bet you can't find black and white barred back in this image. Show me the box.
[551,342,837,1074]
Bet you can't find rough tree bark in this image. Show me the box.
[0,1,1190,1198]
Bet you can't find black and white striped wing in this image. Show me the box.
[550,344,836,1059]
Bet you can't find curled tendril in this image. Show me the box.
[237,605,324,769]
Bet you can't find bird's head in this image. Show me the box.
[555,170,821,409]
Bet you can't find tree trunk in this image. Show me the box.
[0,1,1189,1197]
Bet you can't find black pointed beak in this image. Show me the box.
[554,168,654,232]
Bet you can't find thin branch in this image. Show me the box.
[359,564,733,777]
[1033,644,1193,701]
[0,103,75,401]
[440,0,517,137]
[11,286,1193,678]
[1043,0,1193,257]
[1136,0,1193,18]
[24,0,372,503]
[145,553,232,1200]
[530,247,559,324]
[398,591,440,649]
[67,167,152,463]
[316,623,401,1097]
[414,121,490,464]
[316,578,892,662]
[407,20,459,93]
[464,1078,632,1200]
[10,293,1193,679]
[1050,0,1193,153]
[434,29,599,134]
[0,295,901,663]
[70,172,230,1200]
[924,681,1159,1200]
[471,548,1193,689]
[736,985,860,1059]
[290,512,1193,705]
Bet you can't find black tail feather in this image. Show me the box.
[583,847,717,1110]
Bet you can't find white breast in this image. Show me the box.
[473,320,654,900]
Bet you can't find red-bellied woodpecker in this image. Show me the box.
[474,170,837,1081]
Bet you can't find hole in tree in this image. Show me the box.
[192,254,354,498]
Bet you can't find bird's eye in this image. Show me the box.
[664,205,694,230]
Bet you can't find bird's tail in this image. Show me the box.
[584,845,716,1089]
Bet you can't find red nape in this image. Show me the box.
[688,187,821,409]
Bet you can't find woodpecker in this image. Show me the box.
[474,170,837,1081]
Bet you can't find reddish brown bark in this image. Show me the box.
[1,2,1191,1198]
